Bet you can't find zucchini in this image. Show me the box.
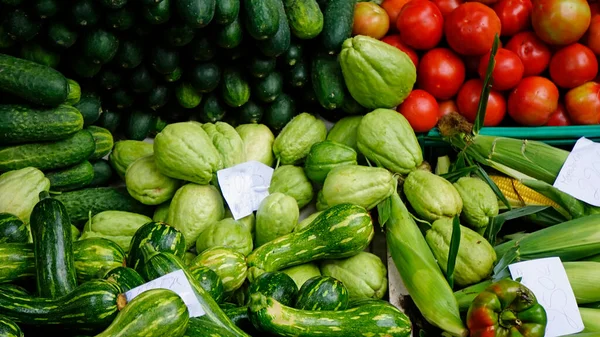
[264,93,295,131]
[198,93,227,123]
[148,85,171,110]
[242,0,279,40]
[142,0,171,24]
[87,126,114,161]
[189,265,225,303]
[114,39,144,69]
[150,46,180,75]
[221,67,250,108]
[74,238,126,283]
[189,62,221,93]
[98,68,121,91]
[0,213,28,244]
[311,53,346,110]
[191,247,247,293]
[0,53,68,106]
[214,0,240,25]
[105,7,135,31]
[89,160,113,187]
[249,272,298,306]
[283,0,323,39]
[0,243,35,283]
[247,56,276,78]
[3,9,40,42]
[95,110,121,134]
[30,192,77,298]
[129,65,155,93]
[0,316,22,337]
[295,276,349,310]
[47,22,78,49]
[215,15,243,49]
[20,42,60,68]
[237,100,263,124]
[184,317,241,337]
[71,0,100,26]
[162,23,196,47]
[252,72,283,103]
[102,266,144,292]
[52,187,153,224]
[176,0,216,28]
[45,160,94,192]
[257,0,291,57]
[188,35,216,61]
[127,221,186,271]
[0,279,122,326]
[82,29,119,65]
[0,104,83,144]
[0,129,95,172]
[125,110,155,140]
[320,0,355,54]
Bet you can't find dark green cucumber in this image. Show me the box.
[176,82,202,108]
[105,7,135,30]
[125,110,155,140]
[283,0,323,39]
[52,187,153,224]
[71,57,101,78]
[253,72,282,103]
[114,39,144,69]
[150,46,179,75]
[109,89,135,109]
[89,159,113,187]
[189,62,221,93]
[47,22,78,49]
[311,53,346,110]
[189,265,225,303]
[295,276,349,311]
[0,316,22,337]
[264,93,295,131]
[176,0,216,28]
[249,272,298,306]
[247,56,276,78]
[142,0,171,25]
[0,53,68,106]
[83,29,119,65]
[0,213,28,244]
[185,317,241,337]
[3,9,41,42]
[0,25,15,50]
[0,279,122,326]
[189,35,216,61]
[98,68,121,91]
[129,65,155,93]
[101,0,127,9]
[20,42,60,68]
[74,238,126,282]
[214,0,240,24]
[320,0,355,54]
[30,192,77,298]
[287,58,309,88]
[34,0,60,18]
[148,85,170,110]
[162,23,196,47]
[221,67,250,108]
[96,289,189,337]
[164,67,183,83]
[87,126,114,161]
[258,0,290,57]
[95,109,121,134]
[128,221,187,271]
[102,266,144,292]
[71,0,100,27]
[243,0,279,40]
[283,42,303,66]
[198,93,227,123]
[215,15,243,49]
[237,100,263,124]
[0,104,83,144]
[45,160,94,192]
[0,129,95,171]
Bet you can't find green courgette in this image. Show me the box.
[247,56,276,78]
[98,68,122,91]
[105,7,135,30]
[150,46,180,75]
[71,0,100,26]
[0,213,29,244]
[215,15,243,49]
[74,92,102,127]
[3,9,41,42]
[162,23,196,47]
[198,93,227,123]
[125,110,155,140]
[127,221,187,270]
[264,93,295,131]
[295,276,349,310]
[102,266,144,292]
[249,272,298,306]
[189,265,225,303]
[20,42,60,68]
[47,22,78,49]
[0,316,22,337]
[252,72,283,103]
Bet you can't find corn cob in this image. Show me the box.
[489,175,562,209]
[581,307,600,333]
[387,192,468,337]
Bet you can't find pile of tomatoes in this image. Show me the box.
[352,0,600,132]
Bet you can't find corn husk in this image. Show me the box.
[581,307,600,332]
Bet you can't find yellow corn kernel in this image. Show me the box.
[489,175,562,209]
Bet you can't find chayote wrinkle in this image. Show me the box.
[454,177,499,233]
[403,170,462,222]
[203,122,245,168]
[273,113,327,165]
[269,165,314,209]
[321,165,394,210]
[0,167,50,223]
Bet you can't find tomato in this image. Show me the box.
[431,0,464,17]
[493,0,533,36]
[531,0,591,45]
[549,43,598,88]
[507,76,559,125]
[381,35,419,67]
[397,89,440,132]
[505,31,552,76]
[438,100,459,116]
[591,3,600,17]
[417,48,466,100]
[585,15,600,55]
[445,3,502,55]
[545,102,572,126]
[478,48,525,91]
[396,0,444,50]
[352,2,390,39]
[381,0,413,29]
[456,79,507,126]
[565,81,600,124]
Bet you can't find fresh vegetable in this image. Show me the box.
[311,52,346,110]
[80,211,152,250]
[109,140,154,179]
[242,0,280,40]
[273,112,327,165]
[396,0,443,49]
[320,252,387,300]
[320,0,356,54]
[505,31,551,77]
[531,0,591,46]
[565,81,600,125]
[478,48,525,91]
[294,211,323,232]
[235,124,274,166]
[74,238,126,283]
[457,79,506,126]
[295,276,349,311]
[417,48,465,100]
[202,122,245,168]
[0,214,29,244]
[256,192,299,247]
[445,3,501,55]
[191,247,247,293]
[269,165,314,209]
[508,76,559,126]
[248,272,298,306]
[125,155,180,205]
[397,89,440,133]
[304,140,357,184]
[281,263,322,289]
[283,0,324,39]
[102,266,144,292]
[454,177,499,233]
[0,316,22,337]
[196,218,253,256]
[188,266,225,303]
[0,167,50,223]
[127,221,186,270]
[403,170,463,222]
[326,116,362,154]
[45,160,94,192]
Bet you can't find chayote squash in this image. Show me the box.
[109,140,154,179]
[320,252,388,300]
[153,122,223,185]
[326,116,363,154]
[269,165,314,209]
[403,170,463,222]
[321,165,395,211]
[272,113,327,165]
[224,209,255,238]
[316,190,329,211]
[166,183,225,250]
[202,122,245,168]
[294,211,323,232]
[184,252,197,266]
[191,246,248,293]
[125,155,180,205]
[235,124,275,167]
[0,167,50,223]
[454,177,499,233]
[255,192,299,247]
[304,140,357,184]
[426,218,497,287]
[79,210,152,251]
[196,218,253,256]
[357,109,422,175]
[281,263,322,289]
[71,224,80,241]
[153,201,171,222]
[339,35,416,109]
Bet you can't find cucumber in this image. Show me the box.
[127,221,186,271]
[283,42,303,66]
[20,42,60,68]
[105,7,135,31]
[98,68,122,91]
[0,53,68,106]
[176,82,202,108]
[95,109,121,134]
[249,272,298,306]
[0,316,22,337]
[150,46,179,75]
[214,0,240,25]
[45,161,94,192]
[189,62,221,93]
[148,85,170,110]
[142,0,171,25]
[189,266,225,303]
[189,35,216,61]
[162,23,196,47]
[164,66,183,83]
[237,100,263,124]
[198,93,227,123]
[3,9,40,42]
[0,26,15,50]
[102,266,144,292]
[221,67,250,108]
[264,93,295,131]
[65,80,81,106]
[71,0,100,27]
[33,0,59,18]
[30,192,77,298]
[253,72,283,103]
[125,110,155,140]
[83,29,119,65]
[320,0,356,54]
[109,89,135,109]
[215,15,243,49]
[247,56,276,78]
[114,39,144,69]
[0,129,95,172]
[295,276,349,311]
[89,160,113,187]
[284,0,323,39]
[74,237,126,282]
[287,58,309,88]
[176,0,216,28]
[129,65,155,93]
[0,104,83,144]
[47,22,78,49]
[311,53,346,110]
[52,187,153,223]
[243,0,279,40]
[87,126,114,161]
[258,0,290,57]
[101,0,126,9]
[0,213,28,244]
[71,57,101,78]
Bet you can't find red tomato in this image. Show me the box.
[456,79,507,126]
[438,100,459,116]
[397,89,440,132]
[565,81,600,124]
[445,3,502,55]
[396,0,444,50]
[505,31,552,76]
[431,0,464,17]
[591,3,600,16]
[381,0,413,29]
[508,76,559,125]
[417,48,466,100]
[381,35,420,67]
[478,48,525,91]
[353,2,390,39]
[532,0,592,45]
[493,0,533,36]
[585,15,600,55]
[549,43,598,88]
[545,102,572,126]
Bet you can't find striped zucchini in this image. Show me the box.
[185,317,241,337]
[295,276,349,311]
[246,203,374,281]
[0,279,122,326]
[87,126,114,161]
[0,284,29,296]
[249,294,412,337]
[0,243,35,283]
[189,265,225,303]
[249,272,298,306]
[191,247,247,293]
[0,213,29,244]
[30,191,77,298]
[96,289,189,337]
[102,266,145,292]
[0,316,23,337]
[127,221,186,271]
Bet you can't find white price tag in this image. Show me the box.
[554,137,600,206]
[217,161,274,220]
[508,257,583,337]
[124,269,205,318]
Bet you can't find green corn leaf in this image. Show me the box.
[473,34,500,135]
[377,196,392,228]
[446,215,461,289]
[492,244,519,281]
[441,165,478,183]
[485,206,548,244]
[475,165,512,210]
